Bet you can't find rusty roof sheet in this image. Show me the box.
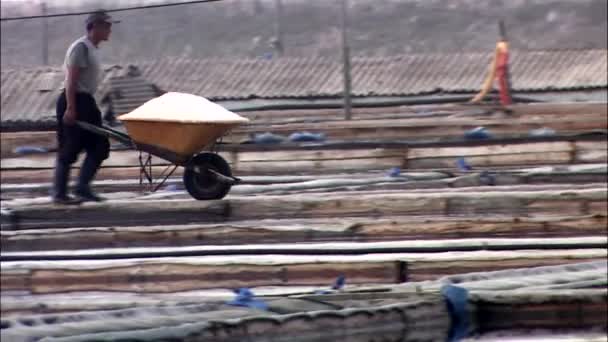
[1,49,606,127]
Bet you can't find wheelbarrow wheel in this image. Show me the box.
[183,153,232,200]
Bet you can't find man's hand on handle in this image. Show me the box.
[63,106,78,125]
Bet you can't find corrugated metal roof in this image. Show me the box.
[134,49,607,99]
[1,49,606,126]
[136,57,342,100]
[1,67,59,126]
[0,65,125,127]
[100,66,162,116]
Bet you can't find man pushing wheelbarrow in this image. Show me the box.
[53,11,248,204]
[74,91,249,202]
[53,10,119,204]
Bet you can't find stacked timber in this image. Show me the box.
[1,102,606,184]
[2,102,605,156]
[1,130,606,183]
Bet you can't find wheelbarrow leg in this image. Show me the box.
[152,165,180,192]
[138,151,153,191]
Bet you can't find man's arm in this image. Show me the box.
[63,42,88,125]
[63,66,80,125]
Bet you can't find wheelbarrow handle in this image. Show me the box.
[76,121,134,147]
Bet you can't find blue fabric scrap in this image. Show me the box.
[388,167,401,178]
[479,171,496,186]
[163,184,179,192]
[314,275,346,294]
[464,127,491,140]
[13,146,48,155]
[441,284,469,342]
[456,157,473,172]
[288,131,326,142]
[332,275,346,290]
[226,288,268,310]
[252,132,285,144]
[529,127,556,137]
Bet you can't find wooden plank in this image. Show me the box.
[2,262,398,293]
[0,166,185,184]
[4,215,605,252]
[2,134,604,171]
[0,149,175,169]
[1,165,605,192]
[297,118,607,142]
[0,139,604,184]
[408,142,573,159]
[525,171,608,184]
[240,114,607,132]
[506,102,608,116]
[349,215,608,240]
[235,148,409,162]
[4,189,605,229]
[575,141,608,163]
[576,150,608,163]
[231,157,405,174]
[576,141,608,151]
[407,152,573,169]
[588,201,608,216]
[524,200,587,216]
[407,258,604,282]
[2,250,604,294]
[0,131,56,158]
[0,147,585,176]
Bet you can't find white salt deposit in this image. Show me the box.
[118,92,249,124]
[464,331,607,342]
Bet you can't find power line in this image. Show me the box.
[0,0,223,22]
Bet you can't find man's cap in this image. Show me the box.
[85,10,120,26]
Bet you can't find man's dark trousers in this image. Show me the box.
[53,91,110,198]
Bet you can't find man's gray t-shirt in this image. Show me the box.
[63,36,101,95]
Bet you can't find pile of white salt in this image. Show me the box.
[119,92,249,124]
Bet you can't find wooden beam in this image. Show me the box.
[3,215,606,252]
[2,250,604,294]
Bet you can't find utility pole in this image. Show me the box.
[273,0,284,57]
[341,0,352,120]
[41,1,49,65]
[499,20,507,41]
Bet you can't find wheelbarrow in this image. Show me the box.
[76,115,246,200]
